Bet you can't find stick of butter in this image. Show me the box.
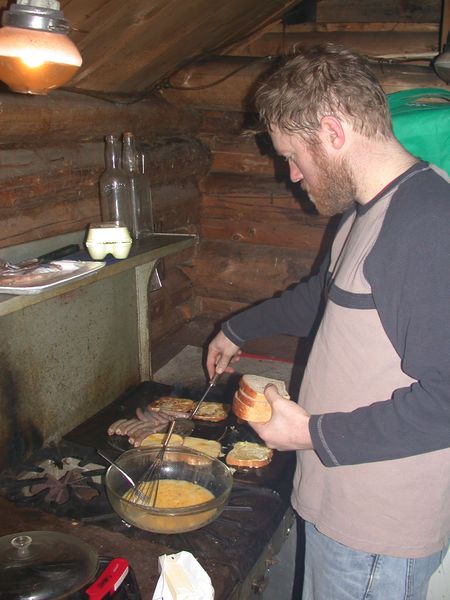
[152,551,214,600]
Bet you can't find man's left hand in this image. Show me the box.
[249,384,313,451]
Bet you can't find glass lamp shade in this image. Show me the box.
[0,25,82,94]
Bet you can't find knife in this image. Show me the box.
[36,244,80,263]
[14,244,80,269]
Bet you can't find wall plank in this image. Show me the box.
[192,239,318,305]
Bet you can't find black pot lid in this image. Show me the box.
[0,530,98,600]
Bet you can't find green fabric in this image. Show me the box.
[388,88,450,176]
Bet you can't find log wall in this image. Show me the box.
[0,91,211,350]
[182,6,447,337]
[0,0,446,364]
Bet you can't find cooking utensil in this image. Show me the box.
[172,371,222,437]
[105,445,233,534]
[86,557,129,600]
[97,450,137,488]
[0,530,98,600]
[131,373,222,505]
[193,371,221,415]
[132,420,176,506]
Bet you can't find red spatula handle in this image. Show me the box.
[85,557,129,599]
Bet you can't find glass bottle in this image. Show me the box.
[99,134,132,230]
[122,132,154,239]
[138,150,155,235]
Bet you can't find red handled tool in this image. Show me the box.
[85,557,129,599]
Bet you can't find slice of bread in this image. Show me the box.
[236,387,269,408]
[239,374,290,402]
[140,432,185,447]
[225,441,273,469]
[232,391,272,423]
[182,437,222,458]
[192,401,230,422]
[149,396,196,413]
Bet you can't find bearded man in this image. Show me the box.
[206,44,450,600]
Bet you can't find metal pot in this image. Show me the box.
[0,530,99,600]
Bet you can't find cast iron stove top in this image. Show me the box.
[0,380,295,599]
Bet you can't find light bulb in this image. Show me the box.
[0,0,82,95]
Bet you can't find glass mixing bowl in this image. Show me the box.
[105,446,233,534]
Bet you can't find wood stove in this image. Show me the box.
[0,380,296,599]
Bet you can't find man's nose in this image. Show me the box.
[289,163,303,183]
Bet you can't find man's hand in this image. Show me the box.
[249,384,313,451]
[206,330,242,379]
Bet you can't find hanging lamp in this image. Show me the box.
[0,0,82,95]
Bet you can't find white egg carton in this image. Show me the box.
[86,223,132,260]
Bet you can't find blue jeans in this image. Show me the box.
[302,521,447,600]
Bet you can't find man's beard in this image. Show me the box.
[301,149,356,217]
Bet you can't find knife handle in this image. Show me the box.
[37,244,80,263]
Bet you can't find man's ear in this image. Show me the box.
[320,115,345,151]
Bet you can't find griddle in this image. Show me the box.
[64,380,295,490]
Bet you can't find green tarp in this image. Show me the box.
[388,88,450,176]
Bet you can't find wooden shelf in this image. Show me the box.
[0,233,197,318]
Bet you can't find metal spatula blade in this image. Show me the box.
[173,372,221,434]
[191,372,220,418]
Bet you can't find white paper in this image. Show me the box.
[152,551,214,600]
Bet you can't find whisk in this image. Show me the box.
[131,372,221,506]
[131,419,177,507]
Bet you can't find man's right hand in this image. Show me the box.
[206,330,241,379]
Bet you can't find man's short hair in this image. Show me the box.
[255,44,392,143]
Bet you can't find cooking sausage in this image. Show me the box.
[132,421,169,447]
[107,419,129,436]
[117,419,141,436]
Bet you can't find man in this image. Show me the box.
[206,44,450,599]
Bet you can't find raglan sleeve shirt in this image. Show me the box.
[309,167,450,466]
[224,165,450,467]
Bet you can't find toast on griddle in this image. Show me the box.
[149,396,229,422]
[149,396,196,413]
[225,441,273,469]
[192,401,230,422]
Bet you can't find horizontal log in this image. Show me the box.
[0,91,201,146]
[199,295,248,319]
[314,0,441,23]
[251,22,441,35]
[0,138,209,193]
[200,172,292,198]
[162,57,267,112]
[199,110,252,136]
[371,63,450,94]
[142,137,211,184]
[229,30,439,59]
[0,137,206,246]
[200,133,275,175]
[200,174,331,225]
[201,218,330,251]
[0,178,201,249]
[227,20,441,56]
[191,239,319,304]
[162,57,447,111]
[152,182,201,235]
[201,198,335,251]
[201,173,331,216]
